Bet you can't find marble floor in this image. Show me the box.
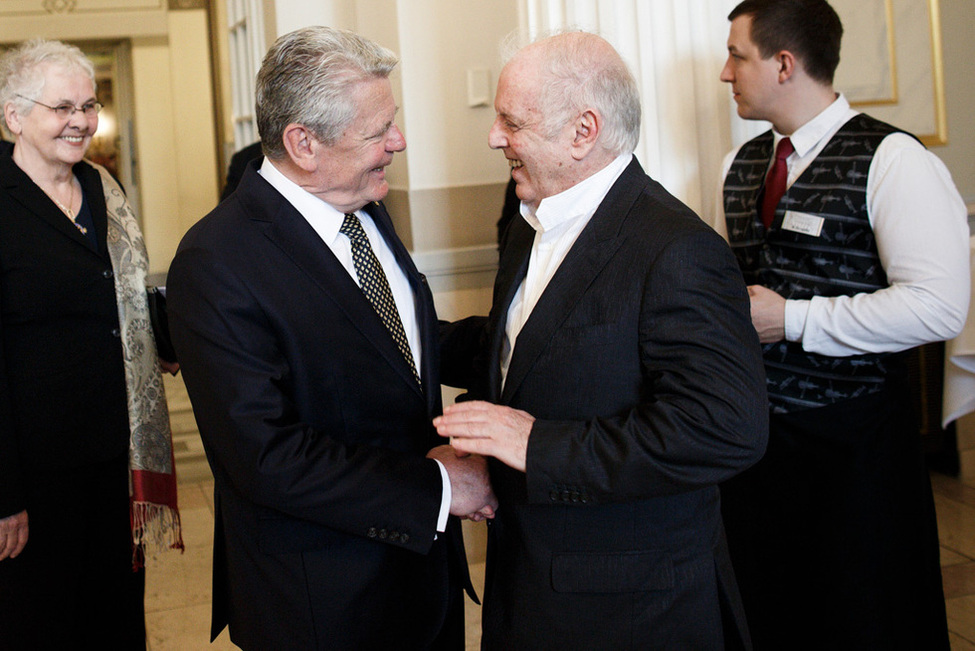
[145,375,975,650]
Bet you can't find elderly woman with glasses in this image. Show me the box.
[0,39,182,649]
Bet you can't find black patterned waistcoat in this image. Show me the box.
[723,114,915,413]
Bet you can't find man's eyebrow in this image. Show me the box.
[375,120,395,137]
[497,109,519,124]
[368,108,399,138]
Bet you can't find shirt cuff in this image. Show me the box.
[433,459,450,532]
[784,299,810,343]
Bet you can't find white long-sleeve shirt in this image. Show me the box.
[714,94,970,357]
[502,154,631,385]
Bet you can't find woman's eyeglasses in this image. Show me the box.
[15,94,102,119]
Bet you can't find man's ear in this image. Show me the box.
[282,123,319,172]
[776,50,797,83]
[570,109,601,161]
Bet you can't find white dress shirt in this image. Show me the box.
[715,94,970,356]
[502,153,631,385]
[259,158,450,531]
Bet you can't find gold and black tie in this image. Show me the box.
[340,213,421,385]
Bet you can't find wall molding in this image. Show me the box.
[169,0,206,9]
[413,244,498,279]
[413,244,498,297]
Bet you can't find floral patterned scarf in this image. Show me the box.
[95,163,183,567]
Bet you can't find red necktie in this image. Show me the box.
[760,137,793,229]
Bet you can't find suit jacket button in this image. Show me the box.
[367,527,377,538]
[550,490,559,502]
[389,531,400,541]
[111,328,121,338]
[102,269,113,278]
[378,528,388,539]
[560,491,570,502]
[400,533,409,544]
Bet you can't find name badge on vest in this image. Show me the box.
[781,211,825,237]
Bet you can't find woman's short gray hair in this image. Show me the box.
[507,30,641,156]
[0,39,96,134]
[256,26,399,160]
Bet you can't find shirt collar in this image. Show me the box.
[773,93,851,158]
[524,153,631,234]
[259,157,347,244]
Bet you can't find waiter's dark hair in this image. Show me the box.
[729,0,843,85]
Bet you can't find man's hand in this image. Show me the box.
[426,445,498,520]
[433,401,534,473]
[0,510,28,561]
[748,284,786,343]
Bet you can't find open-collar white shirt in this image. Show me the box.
[502,153,631,385]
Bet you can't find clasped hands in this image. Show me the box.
[0,510,28,562]
[427,401,535,521]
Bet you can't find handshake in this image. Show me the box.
[426,400,537,522]
[426,444,498,522]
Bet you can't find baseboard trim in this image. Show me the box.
[412,244,499,279]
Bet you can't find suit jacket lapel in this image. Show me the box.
[499,157,648,404]
[77,161,111,258]
[487,218,533,401]
[240,165,425,397]
[363,201,436,401]
[0,151,108,259]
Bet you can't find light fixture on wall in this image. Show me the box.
[94,110,116,143]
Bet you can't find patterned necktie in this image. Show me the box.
[340,213,421,385]
[760,137,794,229]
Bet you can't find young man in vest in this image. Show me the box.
[714,0,969,648]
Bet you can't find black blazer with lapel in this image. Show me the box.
[168,161,469,649]
[0,142,129,518]
[446,157,768,649]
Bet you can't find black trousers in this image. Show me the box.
[721,369,949,651]
[0,452,146,650]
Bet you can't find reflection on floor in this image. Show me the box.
[145,375,975,650]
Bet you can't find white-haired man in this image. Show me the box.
[438,31,768,649]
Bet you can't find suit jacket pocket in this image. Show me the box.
[551,550,674,593]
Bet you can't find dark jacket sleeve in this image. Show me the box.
[439,316,489,392]
[0,316,26,519]
[167,233,444,554]
[526,225,769,504]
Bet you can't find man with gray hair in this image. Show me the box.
[168,26,494,649]
[437,31,768,648]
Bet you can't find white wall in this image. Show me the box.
[272,0,348,39]
[935,0,975,207]
[132,10,219,275]
[394,0,518,191]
